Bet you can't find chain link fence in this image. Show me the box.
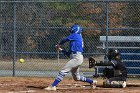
[0,0,140,77]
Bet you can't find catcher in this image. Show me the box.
[89,49,127,88]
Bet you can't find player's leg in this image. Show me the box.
[71,66,97,89]
[45,55,81,90]
[103,77,127,88]
[71,67,91,83]
[103,68,114,78]
[109,77,127,81]
[45,63,71,90]
[73,54,97,89]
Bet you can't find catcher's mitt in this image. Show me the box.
[88,57,96,68]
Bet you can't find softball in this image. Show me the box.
[19,58,25,63]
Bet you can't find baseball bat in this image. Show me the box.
[55,45,60,69]
[57,50,60,68]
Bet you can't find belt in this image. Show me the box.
[71,51,82,55]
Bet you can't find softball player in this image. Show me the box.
[103,49,127,88]
[45,24,97,91]
[89,49,127,88]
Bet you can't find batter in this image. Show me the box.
[45,24,97,91]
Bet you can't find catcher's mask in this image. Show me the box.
[107,49,120,61]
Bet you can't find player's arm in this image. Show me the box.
[88,57,115,68]
[56,34,73,57]
[55,45,70,57]
[58,38,69,45]
[58,34,75,45]
[95,60,116,66]
[58,34,74,45]
[96,61,112,66]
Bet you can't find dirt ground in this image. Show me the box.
[0,77,139,93]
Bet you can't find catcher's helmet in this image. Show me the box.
[107,49,120,61]
[70,24,83,34]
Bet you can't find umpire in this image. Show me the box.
[89,49,127,88]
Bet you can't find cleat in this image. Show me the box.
[44,86,57,91]
[122,81,126,88]
[91,80,97,89]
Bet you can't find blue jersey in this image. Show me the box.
[59,33,83,55]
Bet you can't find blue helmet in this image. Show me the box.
[70,24,83,34]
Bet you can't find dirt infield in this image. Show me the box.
[0,77,139,93]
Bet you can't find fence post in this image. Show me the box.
[13,2,16,77]
[104,2,109,62]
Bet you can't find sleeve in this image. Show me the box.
[59,35,73,45]
[110,60,117,66]
[61,49,70,57]
[94,60,117,66]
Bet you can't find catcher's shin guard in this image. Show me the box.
[89,57,96,68]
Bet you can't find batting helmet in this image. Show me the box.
[70,24,83,34]
[107,49,120,61]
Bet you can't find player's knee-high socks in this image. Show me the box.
[51,71,67,87]
[79,76,93,84]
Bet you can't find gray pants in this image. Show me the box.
[61,53,83,80]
